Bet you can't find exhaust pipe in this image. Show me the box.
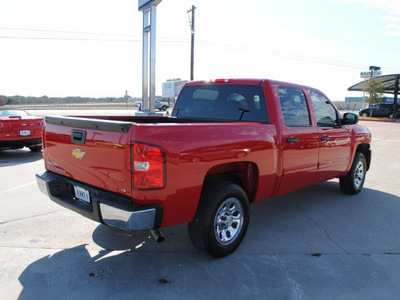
[150,228,165,243]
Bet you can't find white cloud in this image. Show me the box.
[382,14,400,22]
[383,30,400,36]
[386,23,400,29]
[333,0,400,37]
[383,23,400,36]
[335,0,400,17]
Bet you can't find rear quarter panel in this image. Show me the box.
[131,122,278,227]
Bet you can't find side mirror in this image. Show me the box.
[343,112,359,125]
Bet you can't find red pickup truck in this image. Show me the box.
[36,79,371,257]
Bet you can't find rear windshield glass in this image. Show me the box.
[0,110,28,117]
[172,85,268,122]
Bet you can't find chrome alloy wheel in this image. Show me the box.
[214,197,244,245]
[354,160,364,189]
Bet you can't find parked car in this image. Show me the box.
[0,109,43,152]
[134,99,169,111]
[359,103,399,119]
[37,78,371,257]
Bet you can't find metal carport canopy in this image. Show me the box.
[348,74,400,118]
[347,74,400,95]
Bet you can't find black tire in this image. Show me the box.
[188,181,250,257]
[339,152,367,195]
[29,145,42,152]
[361,112,368,117]
[162,106,167,111]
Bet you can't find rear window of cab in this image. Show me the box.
[173,85,268,122]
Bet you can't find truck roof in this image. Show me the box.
[186,78,326,97]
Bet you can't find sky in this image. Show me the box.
[0,0,399,100]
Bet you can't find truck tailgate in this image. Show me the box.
[44,116,133,197]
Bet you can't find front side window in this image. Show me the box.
[311,92,338,127]
[278,87,311,127]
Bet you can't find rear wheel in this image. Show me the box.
[188,181,250,257]
[339,152,366,195]
[29,145,42,152]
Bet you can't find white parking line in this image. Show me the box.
[0,180,36,196]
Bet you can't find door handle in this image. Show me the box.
[321,136,330,141]
[286,138,299,143]
[71,130,87,145]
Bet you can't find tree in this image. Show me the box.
[0,96,6,106]
[363,78,385,117]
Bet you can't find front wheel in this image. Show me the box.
[339,152,367,195]
[361,112,368,117]
[188,181,250,257]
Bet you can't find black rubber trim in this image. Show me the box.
[45,116,132,133]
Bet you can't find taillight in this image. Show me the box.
[132,143,165,190]
[41,128,46,149]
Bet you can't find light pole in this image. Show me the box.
[138,0,162,115]
[188,5,196,81]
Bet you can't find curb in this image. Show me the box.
[359,118,397,123]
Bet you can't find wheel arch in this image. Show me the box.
[356,143,371,171]
[202,161,259,203]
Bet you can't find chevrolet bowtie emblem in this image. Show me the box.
[72,148,85,160]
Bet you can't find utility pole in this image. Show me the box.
[188,5,196,81]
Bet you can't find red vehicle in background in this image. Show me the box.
[0,109,43,152]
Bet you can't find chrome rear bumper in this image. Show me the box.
[36,171,163,231]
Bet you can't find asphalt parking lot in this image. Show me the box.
[1,117,400,299]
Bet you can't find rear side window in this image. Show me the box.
[172,85,268,122]
[311,92,338,127]
[278,87,311,127]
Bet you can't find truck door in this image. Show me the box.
[277,86,319,195]
[310,91,351,183]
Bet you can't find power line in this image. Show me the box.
[0,35,188,43]
[196,40,399,72]
[0,27,189,43]
[1,27,397,72]
[0,36,141,42]
[0,27,138,38]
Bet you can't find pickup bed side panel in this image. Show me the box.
[131,122,278,228]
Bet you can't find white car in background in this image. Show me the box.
[134,99,169,111]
